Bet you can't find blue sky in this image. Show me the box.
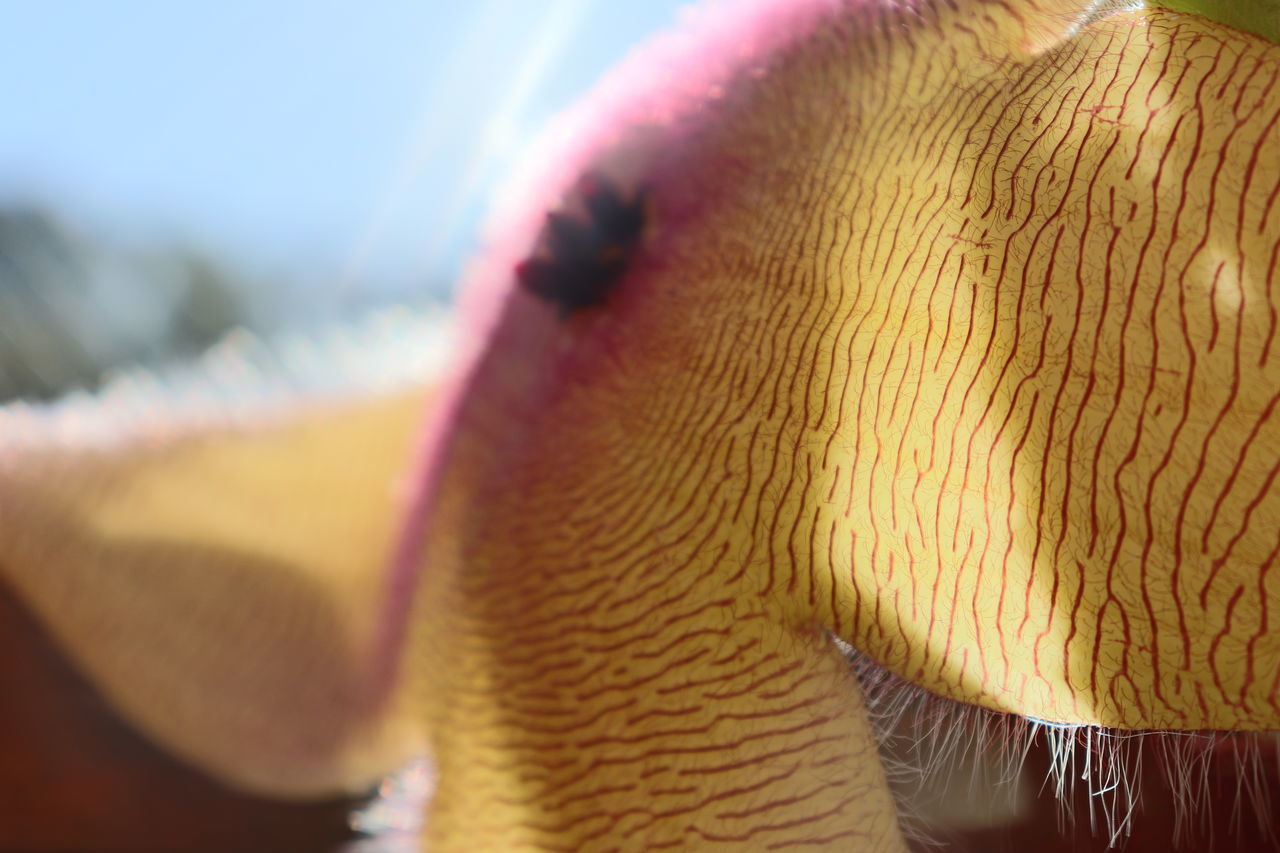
[1,1,694,303]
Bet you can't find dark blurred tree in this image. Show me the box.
[0,206,251,402]
[167,253,245,357]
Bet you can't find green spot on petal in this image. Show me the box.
[1151,0,1280,44]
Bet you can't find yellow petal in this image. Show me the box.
[0,388,430,797]
[412,1,1280,848]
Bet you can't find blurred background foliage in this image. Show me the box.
[0,206,249,401]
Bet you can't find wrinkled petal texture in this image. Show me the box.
[413,0,1280,848]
